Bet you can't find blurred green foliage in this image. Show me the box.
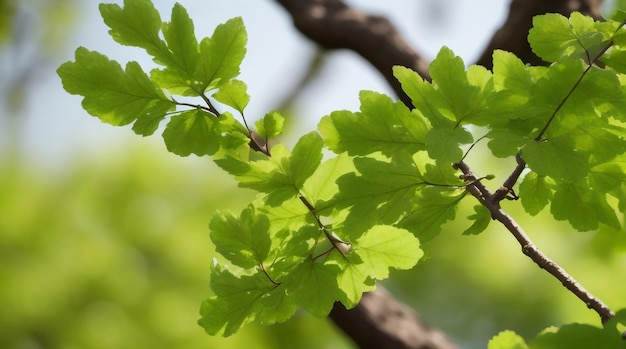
[1,143,624,349]
[0,147,352,349]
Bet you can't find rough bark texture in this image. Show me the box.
[330,285,459,349]
[273,1,603,348]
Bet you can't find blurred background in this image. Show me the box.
[1,1,625,348]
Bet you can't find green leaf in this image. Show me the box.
[255,111,285,140]
[528,13,578,62]
[522,136,590,182]
[335,156,426,237]
[492,50,533,99]
[488,330,529,349]
[425,126,473,164]
[530,321,626,349]
[302,153,354,206]
[519,172,554,216]
[212,79,250,113]
[99,0,171,64]
[463,204,491,235]
[289,132,324,189]
[216,132,323,205]
[216,146,295,204]
[550,181,620,231]
[146,3,202,96]
[428,46,482,123]
[198,263,295,337]
[350,225,422,279]
[282,260,343,317]
[196,17,247,90]
[162,109,223,156]
[399,187,466,244]
[590,157,626,192]
[318,90,428,158]
[487,127,529,158]
[209,205,271,268]
[57,47,174,136]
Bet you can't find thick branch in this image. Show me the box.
[476,0,603,69]
[330,285,459,349]
[273,0,430,107]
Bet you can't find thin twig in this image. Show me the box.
[455,161,615,324]
[493,153,526,202]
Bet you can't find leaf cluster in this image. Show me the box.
[58,1,626,346]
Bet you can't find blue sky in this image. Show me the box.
[4,0,508,168]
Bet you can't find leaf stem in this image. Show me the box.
[200,93,221,116]
[298,194,350,257]
[534,34,618,141]
[171,98,212,113]
[455,160,615,324]
[259,262,281,286]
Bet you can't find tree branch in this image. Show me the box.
[330,285,459,349]
[273,0,610,346]
[454,161,615,324]
[273,0,431,107]
[475,0,603,69]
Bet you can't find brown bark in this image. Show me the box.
[274,0,430,107]
[273,1,604,348]
[330,285,459,349]
[475,0,604,69]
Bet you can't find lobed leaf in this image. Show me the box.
[519,172,554,216]
[255,111,285,140]
[209,205,271,268]
[488,330,529,349]
[212,79,250,113]
[463,205,491,235]
[196,17,247,91]
[162,109,235,156]
[57,47,175,136]
[319,90,428,159]
[99,0,171,64]
[349,225,422,280]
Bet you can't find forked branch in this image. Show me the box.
[455,161,615,324]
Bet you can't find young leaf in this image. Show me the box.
[162,109,224,156]
[302,153,354,206]
[196,17,247,90]
[463,204,491,235]
[519,172,554,216]
[215,132,323,205]
[427,46,481,123]
[488,330,529,349]
[212,79,250,114]
[289,132,324,189]
[255,111,285,140]
[318,90,428,158]
[349,225,423,280]
[198,263,295,337]
[99,0,171,64]
[150,3,203,96]
[528,13,579,63]
[209,205,271,268]
[57,47,175,136]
